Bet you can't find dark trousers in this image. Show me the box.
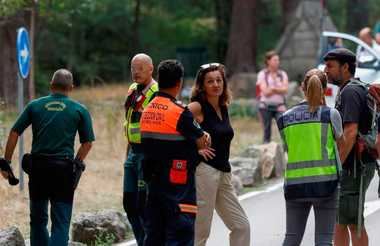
[283,191,338,246]
[259,107,281,143]
[123,148,146,246]
[143,191,195,246]
[123,191,146,246]
[30,200,72,246]
[29,156,74,246]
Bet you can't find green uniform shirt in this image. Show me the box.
[12,93,95,158]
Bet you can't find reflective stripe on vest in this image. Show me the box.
[140,95,185,141]
[125,81,158,144]
[278,104,338,186]
[179,203,198,214]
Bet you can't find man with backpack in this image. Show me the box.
[324,48,378,246]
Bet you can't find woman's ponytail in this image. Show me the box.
[306,75,323,112]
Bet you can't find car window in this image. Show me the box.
[318,35,379,69]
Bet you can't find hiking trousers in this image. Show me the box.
[195,162,250,246]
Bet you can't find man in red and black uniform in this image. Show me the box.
[140,60,210,245]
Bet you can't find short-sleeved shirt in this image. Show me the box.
[335,80,375,168]
[258,69,288,105]
[12,93,95,158]
[330,108,343,139]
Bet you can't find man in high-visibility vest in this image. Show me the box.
[123,53,158,245]
[140,59,210,245]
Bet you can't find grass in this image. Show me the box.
[0,83,282,239]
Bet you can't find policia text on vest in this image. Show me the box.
[277,103,340,200]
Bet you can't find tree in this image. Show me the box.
[214,0,232,62]
[129,0,141,55]
[225,0,258,75]
[280,0,300,31]
[0,1,30,105]
[346,0,369,34]
[29,0,38,99]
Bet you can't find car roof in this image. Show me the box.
[322,31,380,60]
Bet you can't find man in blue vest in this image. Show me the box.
[324,48,377,246]
[123,53,158,245]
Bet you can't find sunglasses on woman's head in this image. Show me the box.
[200,63,221,70]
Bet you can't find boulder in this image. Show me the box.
[25,240,85,246]
[68,242,86,246]
[241,145,262,159]
[231,175,244,195]
[71,210,131,244]
[241,142,286,179]
[230,157,262,186]
[0,227,25,246]
[257,142,286,178]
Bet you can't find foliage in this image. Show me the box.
[256,0,282,68]
[32,0,216,92]
[0,0,28,17]
[93,231,116,246]
[229,99,258,119]
[4,0,380,94]
[327,0,380,34]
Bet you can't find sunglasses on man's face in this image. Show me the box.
[200,63,222,70]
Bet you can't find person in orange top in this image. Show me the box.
[140,59,210,246]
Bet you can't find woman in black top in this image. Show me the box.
[188,63,250,246]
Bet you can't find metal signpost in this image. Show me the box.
[16,27,31,191]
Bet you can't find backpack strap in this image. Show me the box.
[264,69,284,86]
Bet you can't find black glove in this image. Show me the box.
[72,159,86,190]
[0,158,19,186]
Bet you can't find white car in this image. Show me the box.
[317,31,380,107]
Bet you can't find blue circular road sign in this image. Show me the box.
[16,27,31,79]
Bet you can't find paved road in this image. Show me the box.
[121,175,380,246]
[207,176,380,246]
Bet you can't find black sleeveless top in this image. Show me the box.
[197,99,234,172]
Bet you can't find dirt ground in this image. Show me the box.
[0,84,277,238]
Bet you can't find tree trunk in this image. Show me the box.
[28,1,38,100]
[281,0,300,31]
[346,0,369,35]
[0,11,29,105]
[225,0,257,75]
[215,0,232,62]
[130,0,141,54]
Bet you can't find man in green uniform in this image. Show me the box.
[123,53,158,245]
[1,69,94,246]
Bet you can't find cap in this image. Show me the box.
[323,48,356,64]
